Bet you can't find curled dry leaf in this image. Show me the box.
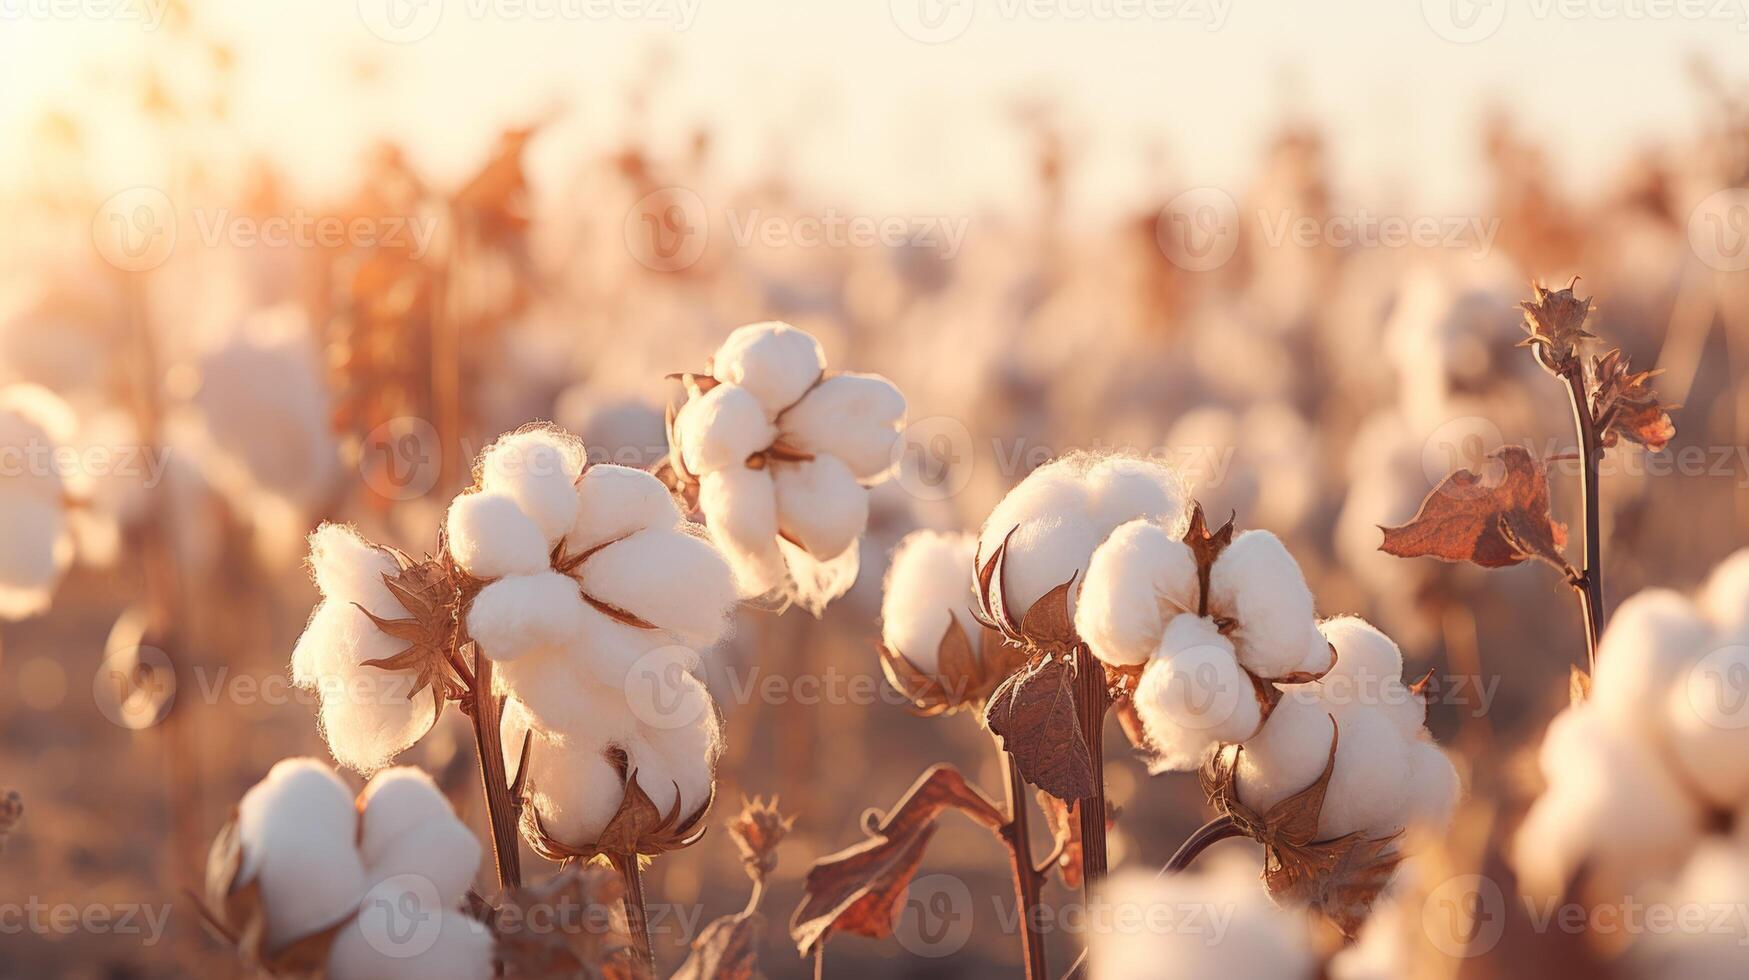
[1201,719,1403,938]
[1589,347,1677,452]
[1379,445,1569,571]
[983,653,1097,803]
[1182,502,1236,617]
[493,863,647,980]
[1036,791,1118,890]
[1568,664,1592,706]
[789,765,1004,957]
[878,618,1027,716]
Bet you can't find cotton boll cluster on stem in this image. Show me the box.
[0,384,82,619]
[666,321,906,615]
[1513,550,1749,902]
[204,759,491,979]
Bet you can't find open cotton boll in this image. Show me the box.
[1084,455,1192,538]
[514,724,626,847]
[1090,865,1316,980]
[1209,531,1322,678]
[1402,737,1461,832]
[880,530,980,674]
[0,491,71,619]
[699,466,784,596]
[1076,520,1198,667]
[1135,617,1260,771]
[779,373,906,481]
[327,887,493,980]
[362,818,481,902]
[709,321,826,415]
[467,572,590,662]
[236,759,366,950]
[675,385,777,476]
[292,596,433,773]
[357,768,455,867]
[477,428,586,544]
[1514,705,1702,897]
[576,528,738,646]
[1317,617,1423,738]
[1002,515,1104,622]
[773,456,868,560]
[1305,706,1414,840]
[1628,841,1749,980]
[306,524,398,611]
[1590,588,1709,737]
[1664,645,1749,808]
[1700,548,1749,639]
[1235,695,1335,813]
[445,492,551,579]
[570,464,681,552]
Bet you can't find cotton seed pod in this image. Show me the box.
[878,529,1025,714]
[1132,615,1262,771]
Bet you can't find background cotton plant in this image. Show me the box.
[0,384,81,619]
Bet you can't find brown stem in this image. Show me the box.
[611,851,656,973]
[1159,815,1241,876]
[1072,647,1109,886]
[999,748,1048,979]
[1558,362,1606,669]
[467,649,522,890]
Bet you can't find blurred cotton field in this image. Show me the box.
[5,1,1749,977]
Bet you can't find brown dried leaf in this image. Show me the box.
[1036,792,1117,890]
[1183,502,1236,616]
[788,766,1003,956]
[973,527,1018,636]
[672,911,762,980]
[983,655,1096,802]
[1379,446,1568,570]
[1018,575,1079,651]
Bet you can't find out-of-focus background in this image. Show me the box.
[2,0,1749,975]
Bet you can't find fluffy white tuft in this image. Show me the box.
[1208,530,1321,678]
[772,455,869,560]
[674,384,777,476]
[1075,520,1197,667]
[779,373,906,481]
[445,491,551,579]
[477,427,587,545]
[699,466,785,597]
[880,530,980,674]
[709,321,826,415]
[569,464,681,552]
[1134,616,1261,771]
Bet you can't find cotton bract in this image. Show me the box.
[225,758,490,979]
[675,322,906,614]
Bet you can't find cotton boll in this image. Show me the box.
[467,572,589,662]
[1235,695,1336,816]
[1664,643,1749,808]
[779,373,906,481]
[357,768,454,867]
[1402,737,1461,833]
[307,523,399,609]
[1090,866,1316,980]
[880,530,979,674]
[1700,548,1749,640]
[576,528,738,646]
[675,385,777,476]
[362,818,481,903]
[1209,531,1321,678]
[1001,514,1104,622]
[477,428,586,544]
[1307,706,1414,840]
[709,321,826,415]
[1085,455,1191,538]
[570,464,681,551]
[699,466,785,596]
[327,885,493,980]
[519,726,625,847]
[1317,617,1422,738]
[0,491,71,619]
[976,461,1091,571]
[235,759,366,950]
[1075,520,1198,667]
[1134,617,1261,771]
[1590,588,1708,738]
[772,455,868,560]
[444,491,551,579]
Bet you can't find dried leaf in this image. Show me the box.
[789,766,1003,956]
[983,655,1096,802]
[1036,792,1118,890]
[1182,502,1236,616]
[1018,575,1079,651]
[973,526,1018,636]
[1379,446,1568,571]
[672,911,762,980]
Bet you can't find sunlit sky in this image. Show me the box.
[2,0,1745,222]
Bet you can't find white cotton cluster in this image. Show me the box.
[674,322,906,614]
[879,530,980,674]
[443,427,737,850]
[1234,616,1460,841]
[291,524,436,773]
[1089,859,1317,980]
[0,384,78,619]
[1626,839,1749,980]
[978,452,1192,624]
[1513,552,1749,899]
[229,759,490,979]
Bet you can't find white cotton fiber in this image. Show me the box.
[570,464,681,551]
[1075,520,1198,667]
[356,767,454,866]
[1235,694,1336,817]
[1664,642,1749,808]
[674,384,778,476]
[292,595,433,773]
[477,428,586,545]
[1304,705,1414,840]
[1590,588,1708,737]
[493,646,599,735]
[1001,515,1105,622]
[1085,455,1192,539]
[1134,616,1261,771]
[576,528,738,647]
[517,724,626,847]
[326,884,493,980]
[1401,737,1461,832]
[772,455,868,560]
[573,606,678,689]
[0,491,71,619]
[1316,616,1423,738]
[307,523,398,609]
[779,373,906,481]
[699,466,784,596]
[1209,531,1322,678]
[880,530,980,674]
[444,491,551,579]
[467,572,589,663]
[709,321,826,415]
[1700,548,1749,640]
[1089,866,1316,980]
[235,759,366,950]
[361,817,481,903]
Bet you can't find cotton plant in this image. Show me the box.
[203,758,492,980]
[665,321,906,615]
[290,423,742,971]
[1513,549,1749,902]
[1089,861,1319,980]
[0,384,81,619]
